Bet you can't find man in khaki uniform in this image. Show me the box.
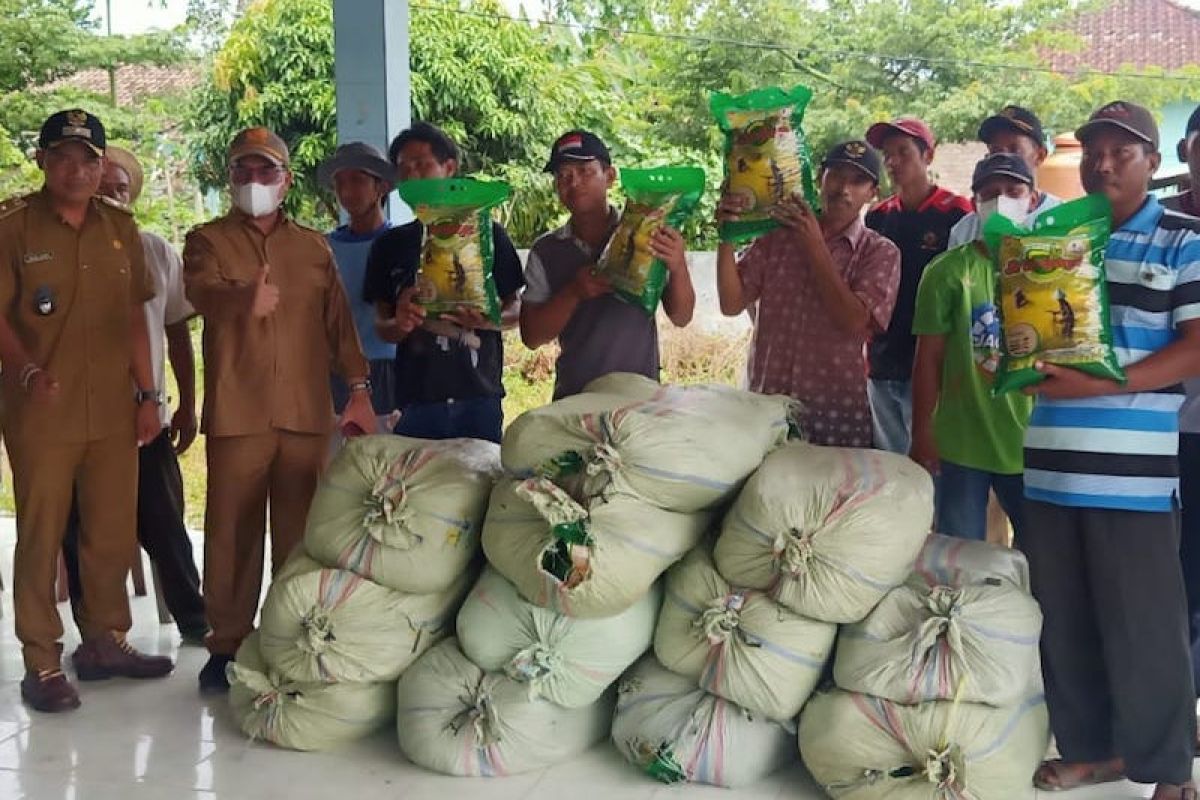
[183,127,375,693]
[0,109,173,713]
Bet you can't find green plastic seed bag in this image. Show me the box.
[984,193,1124,395]
[397,177,511,324]
[710,84,820,244]
[595,166,705,316]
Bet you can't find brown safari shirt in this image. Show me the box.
[0,189,151,444]
[183,209,367,437]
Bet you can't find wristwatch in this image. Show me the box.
[135,388,164,406]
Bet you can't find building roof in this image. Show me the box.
[45,64,200,105]
[1046,0,1200,74]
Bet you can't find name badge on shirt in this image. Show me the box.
[23,251,52,265]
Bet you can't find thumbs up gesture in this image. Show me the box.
[251,263,280,319]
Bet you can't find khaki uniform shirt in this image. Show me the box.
[183,209,368,437]
[0,189,151,445]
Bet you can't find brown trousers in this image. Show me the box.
[8,433,137,671]
[203,429,327,655]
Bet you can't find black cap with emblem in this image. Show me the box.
[978,106,1046,148]
[821,140,882,183]
[38,109,106,156]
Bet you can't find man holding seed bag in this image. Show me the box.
[520,130,696,399]
[363,122,524,443]
[715,140,900,447]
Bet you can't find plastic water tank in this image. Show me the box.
[1037,133,1086,200]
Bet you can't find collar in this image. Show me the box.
[1117,195,1163,235]
[824,214,868,249]
[556,206,620,246]
[329,221,391,243]
[230,205,290,233]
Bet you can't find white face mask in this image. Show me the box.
[976,194,1030,233]
[232,181,282,217]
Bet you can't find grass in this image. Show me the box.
[1,323,750,528]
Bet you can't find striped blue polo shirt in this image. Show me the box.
[1024,196,1200,512]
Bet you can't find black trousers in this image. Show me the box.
[1024,498,1196,785]
[1180,433,1200,692]
[62,428,206,634]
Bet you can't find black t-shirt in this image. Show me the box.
[864,186,972,381]
[362,220,524,406]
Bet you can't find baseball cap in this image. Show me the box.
[971,152,1034,192]
[38,109,106,156]
[1075,101,1159,150]
[978,106,1046,147]
[103,146,145,203]
[317,142,396,191]
[543,130,611,173]
[228,127,290,167]
[821,140,882,183]
[865,117,936,151]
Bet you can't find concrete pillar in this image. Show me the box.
[332,0,412,223]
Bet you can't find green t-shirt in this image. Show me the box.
[912,242,1032,475]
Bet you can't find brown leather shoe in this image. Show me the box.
[72,633,173,680]
[21,670,81,713]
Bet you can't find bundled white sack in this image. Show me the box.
[396,638,613,776]
[611,655,795,788]
[457,566,659,708]
[715,443,933,623]
[227,632,395,751]
[911,534,1031,592]
[259,554,469,683]
[482,477,708,618]
[798,688,1049,800]
[502,373,792,513]
[303,435,499,594]
[834,578,1042,706]
[654,546,835,720]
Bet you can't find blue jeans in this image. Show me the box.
[934,460,1026,548]
[393,396,504,444]
[868,378,912,454]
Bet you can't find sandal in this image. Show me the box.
[1033,759,1125,792]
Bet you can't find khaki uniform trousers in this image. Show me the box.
[203,429,328,655]
[8,433,137,672]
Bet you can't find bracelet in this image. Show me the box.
[348,379,372,394]
[19,363,43,392]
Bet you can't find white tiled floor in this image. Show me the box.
[0,516,1191,799]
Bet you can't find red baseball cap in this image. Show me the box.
[865,117,936,151]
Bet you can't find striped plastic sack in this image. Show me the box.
[833,579,1043,706]
[911,534,1031,592]
[227,632,395,752]
[457,566,661,708]
[502,372,792,513]
[258,553,470,684]
[396,638,613,776]
[612,655,796,788]
[798,688,1049,799]
[654,545,835,720]
[715,443,933,623]
[303,434,499,595]
[481,477,709,618]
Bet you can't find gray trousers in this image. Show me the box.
[1024,499,1196,784]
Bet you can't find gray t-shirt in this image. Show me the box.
[523,211,660,399]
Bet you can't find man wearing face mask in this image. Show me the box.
[947,106,1063,248]
[716,141,900,446]
[183,127,376,694]
[910,153,1037,545]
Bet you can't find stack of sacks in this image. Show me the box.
[611,544,835,788]
[802,535,1049,799]
[715,442,934,624]
[486,372,792,616]
[395,374,792,776]
[228,435,500,751]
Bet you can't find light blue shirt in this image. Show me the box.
[328,222,395,362]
